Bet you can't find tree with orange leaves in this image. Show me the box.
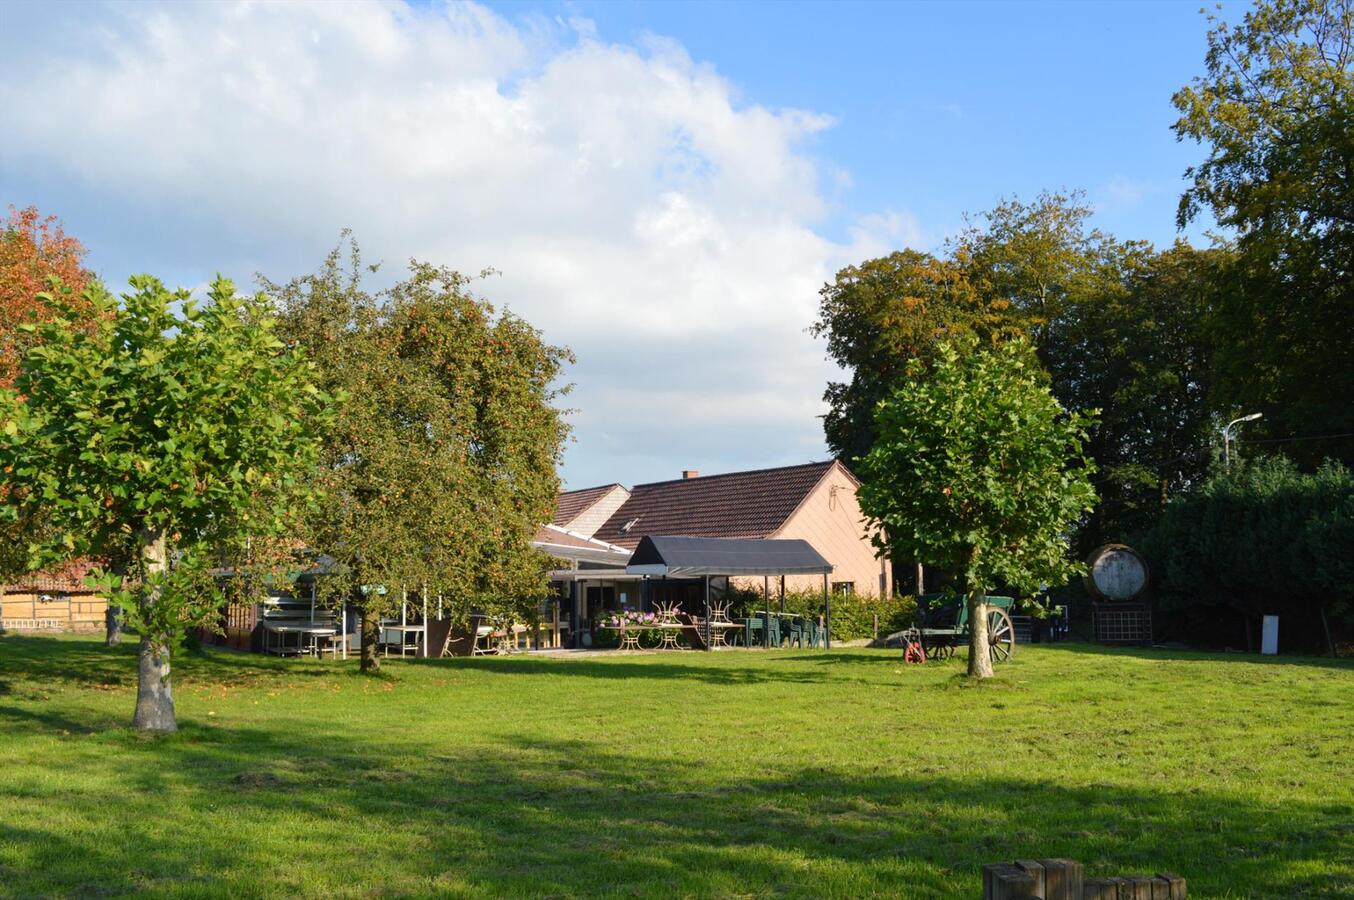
[0,206,93,387]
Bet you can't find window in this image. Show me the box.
[832,581,854,597]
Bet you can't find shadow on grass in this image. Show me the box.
[2,715,1350,897]
[1,635,1351,896]
[0,633,342,689]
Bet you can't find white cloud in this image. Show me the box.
[0,0,906,488]
[1096,174,1154,213]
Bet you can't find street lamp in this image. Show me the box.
[1221,412,1262,472]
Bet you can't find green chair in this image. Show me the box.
[742,614,781,648]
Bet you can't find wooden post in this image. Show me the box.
[1013,860,1044,898]
[1083,880,1117,900]
[987,860,1177,900]
[981,863,1035,899]
[1038,858,1083,900]
[1154,873,1186,899]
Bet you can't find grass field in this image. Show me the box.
[1,635,1351,898]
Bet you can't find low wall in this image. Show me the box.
[1,591,108,633]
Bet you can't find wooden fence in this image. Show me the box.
[1,590,107,632]
[983,859,1185,899]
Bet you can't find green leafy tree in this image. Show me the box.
[267,240,571,672]
[818,193,1223,554]
[951,191,1130,361]
[1173,0,1354,464]
[811,250,1017,467]
[1055,242,1229,547]
[857,337,1098,678]
[0,276,328,731]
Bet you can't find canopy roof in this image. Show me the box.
[626,535,832,578]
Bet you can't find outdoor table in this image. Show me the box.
[705,620,743,648]
[599,624,646,650]
[262,621,337,656]
[601,622,652,649]
[381,624,425,657]
[600,621,693,650]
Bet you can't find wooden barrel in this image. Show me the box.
[1083,544,1148,602]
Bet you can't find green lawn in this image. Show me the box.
[1,635,1350,898]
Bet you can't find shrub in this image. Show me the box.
[1137,456,1353,653]
[726,586,918,642]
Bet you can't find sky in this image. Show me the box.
[0,0,1234,490]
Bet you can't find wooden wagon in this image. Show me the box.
[916,593,1016,663]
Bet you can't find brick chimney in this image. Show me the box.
[682,469,699,479]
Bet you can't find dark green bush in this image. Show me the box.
[1137,456,1353,653]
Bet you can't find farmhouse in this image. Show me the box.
[535,460,890,646]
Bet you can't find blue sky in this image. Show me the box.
[1,1,1232,490]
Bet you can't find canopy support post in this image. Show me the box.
[763,575,770,649]
[704,575,711,650]
[823,572,831,650]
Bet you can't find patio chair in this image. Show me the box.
[782,615,807,648]
[470,615,496,655]
[742,614,781,648]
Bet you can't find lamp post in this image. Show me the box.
[1221,412,1262,472]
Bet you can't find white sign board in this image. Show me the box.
[1261,615,1279,655]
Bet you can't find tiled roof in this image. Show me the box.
[532,525,628,554]
[592,461,837,549]
[4,558,101,594]
[552,484,623,527]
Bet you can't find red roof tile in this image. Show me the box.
[4,558,101,594]
[592,461,836,549]
[552,484,623,527]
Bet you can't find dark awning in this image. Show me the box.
[625,535,833,578]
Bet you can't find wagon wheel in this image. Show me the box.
[986,608,1015,663]
[924,637,951,661]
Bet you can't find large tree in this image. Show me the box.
[267,240,571,672]
[0,276,328,731]
[0,206,93,388]
[857,337,1097,678]
[811,250,1018,468]
[817,194,1221,550]
[1173,0,1354,464]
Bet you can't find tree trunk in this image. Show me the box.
[360,613,380,673]
[967,590,994,679]
[131,529,176,732]
[105,605,123,646]
[1319,604,1335,658]
[105,563,128,647]
[133,637,177,732]
[965,547,993,679]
